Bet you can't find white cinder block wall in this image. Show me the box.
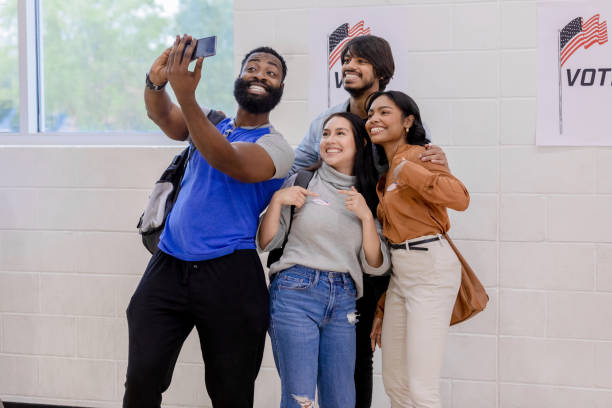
[2,0,612,407]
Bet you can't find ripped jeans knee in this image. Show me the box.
[291,394,315,408]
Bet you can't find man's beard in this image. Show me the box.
[343,74,377,98]
[233,77,283,114]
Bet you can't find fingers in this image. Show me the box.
[281,187,318,207]
[150,48,172,84]
[421,155,448,167]
[293,195,306,208]
[420,153,446,164]
[419,150,436,159]
[169,34,192,70]
[181,36,196,67]
[339,188,363,206]
[419,144,446,164]
[177,35,191,66]
[420,144,439,154]
[338,188,359,196]
[167,35,180,70]
[338,187,360,195]
[293,186,318,197]
[303,190,319,197]
[420,154,433,162]
[156,47,171,67]
[194,57,204,82]
[370,326,382,351]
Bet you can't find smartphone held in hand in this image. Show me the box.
[182,35,217,62]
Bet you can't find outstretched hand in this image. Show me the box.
[167,34,204,105]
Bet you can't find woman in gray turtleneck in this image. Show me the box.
[257,112,390,408]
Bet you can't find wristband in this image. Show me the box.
[146,73,167,91]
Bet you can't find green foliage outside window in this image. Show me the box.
[0,0,234,133]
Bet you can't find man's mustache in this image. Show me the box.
[342,70,361,77]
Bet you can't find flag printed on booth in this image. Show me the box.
[560,14,608,66]
[328,20,371,69]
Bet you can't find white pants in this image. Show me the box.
[381,236,461,408]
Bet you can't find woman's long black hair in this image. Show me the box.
[322,112,379,216]
[365,90,430,167]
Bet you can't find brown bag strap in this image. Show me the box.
[425,208,475,274]
[441,232,474,274]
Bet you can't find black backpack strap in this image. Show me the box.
[285,169,315,234]
[267,169,314,268]
[294,169,314,190]
[137,109,228,253]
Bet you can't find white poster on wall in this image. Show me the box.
[308,7,416,120]
[537,0,612,145]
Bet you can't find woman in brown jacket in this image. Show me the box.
[364,90,470,408]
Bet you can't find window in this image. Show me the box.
[0,0,19,133]
[4,0,234,137]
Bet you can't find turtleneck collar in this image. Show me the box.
[318,161,356,190]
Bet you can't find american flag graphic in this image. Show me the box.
[560,14,608,66]
[328,20,371,69]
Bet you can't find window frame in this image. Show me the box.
[1,0,198,146]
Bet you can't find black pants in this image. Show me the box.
[354,274,390,408]
[123,249,269,408]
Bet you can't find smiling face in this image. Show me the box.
[233,52,284,114]
[320,116,358,175]
[365,95,412,146]
[341,50,378,97]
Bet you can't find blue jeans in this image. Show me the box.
[269,265,358,408]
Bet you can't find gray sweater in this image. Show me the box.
[257,162,390,298]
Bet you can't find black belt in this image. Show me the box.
[389,236,441,251]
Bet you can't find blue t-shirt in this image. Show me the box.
[159,118,286,261]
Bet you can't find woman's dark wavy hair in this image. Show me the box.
[365,90,430,167]
[321,112,379,216]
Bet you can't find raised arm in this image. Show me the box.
[177,98,282,182]
[167,35,292,182]
[144,47,189,141]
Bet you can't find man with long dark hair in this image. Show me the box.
[123,36,293,407]
[291,35,449,408]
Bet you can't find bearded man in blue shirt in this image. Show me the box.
[123,35,294,408]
